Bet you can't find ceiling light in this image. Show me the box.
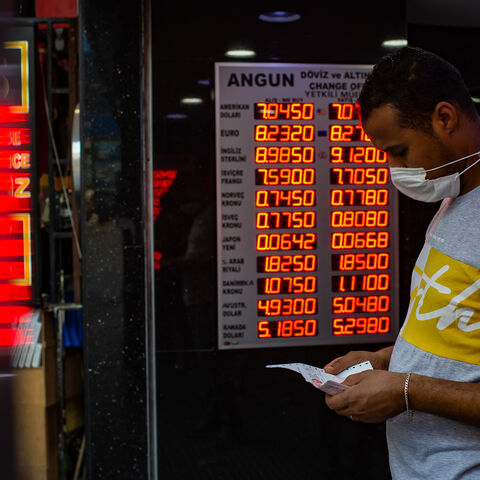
[180,97,203,105]
[382,38,408,48]
[166,113,188,119]
[259,11,301,23]
[225,49,256,58]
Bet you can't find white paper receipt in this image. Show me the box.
[266,361,373,395]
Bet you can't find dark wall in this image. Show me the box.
[152,2,406,479]
[408,24,480,99]
[80,0,149,478]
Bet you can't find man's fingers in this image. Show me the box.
[324,393,334,409]
[323,358,343,374]
[323,355,354,373]
[324,351,364,374]
[325,390,349,411]
[342,370,370,386]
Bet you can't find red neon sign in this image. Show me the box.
[152,169,177,221]
[0,37,36,347]
[0,128,31,146]
[152,169,177,271]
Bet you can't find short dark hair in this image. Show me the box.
[358,46,477,132]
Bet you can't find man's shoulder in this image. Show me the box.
[428,188,480,269]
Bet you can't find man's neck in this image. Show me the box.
[458,119,480,195]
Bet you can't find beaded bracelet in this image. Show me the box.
[404,372,414,421]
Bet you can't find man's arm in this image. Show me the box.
[325,369,480,426]
[409,373,480,426]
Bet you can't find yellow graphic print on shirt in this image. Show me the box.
[401,244,480,365]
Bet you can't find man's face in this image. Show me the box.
[363,103,458,180]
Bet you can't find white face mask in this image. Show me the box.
[390,151,480,202]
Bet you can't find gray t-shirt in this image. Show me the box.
[388,186,480,479]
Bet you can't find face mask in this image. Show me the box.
[390,151,480,202]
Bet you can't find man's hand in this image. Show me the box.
[325,369,405,423]
[323,346,393,375]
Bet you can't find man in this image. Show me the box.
[324,46,480,479]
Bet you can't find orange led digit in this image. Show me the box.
[255,168,316,186]
[330,167,389,185]
[258,320,272,338]
[256,211,316,229]
[332,274,390,292]
[256,233,317,251]
[330,189,389,206]
[279,124,292,141]
[256,254,317,273]
[330,210,389,228]
[331,295,390,314]
[355,124,371,142]
[254,124,315,142]
[330,146,344,163]
[255,189,316,207]
[280,320,293,336]
[290,103,314,120]
[257,297,317,316]
[332,316,391,335]
[328,103,361,120]
[331,253,390,271]
[257,319,317,338]
[254,102,315,120]
[329,124,370,142]
[331,231,390,250]
[329,146,387,164]
[257,276,317,294]
[255,146,315,163]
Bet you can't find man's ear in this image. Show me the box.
[431,101,458,138]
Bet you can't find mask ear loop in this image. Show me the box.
[426,197,454,241]
[425,154,480,242]
[425,150,480,173]
[457,154,480,176]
